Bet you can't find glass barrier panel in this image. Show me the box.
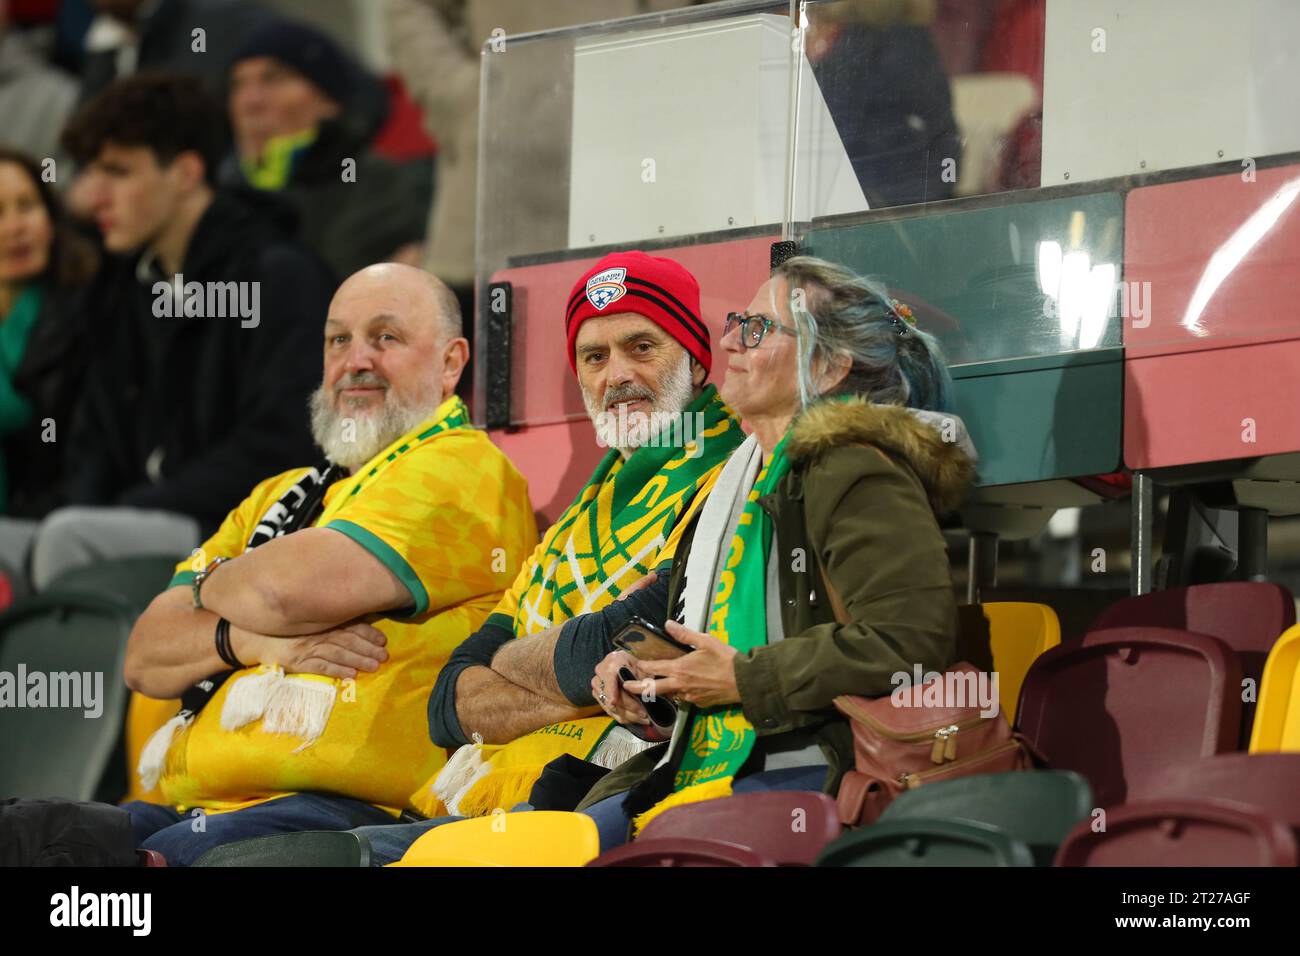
[800,191,1125,366]
[789,0,1045,220]
[799,157,1300,363]
[1041,0,1300,188]
[475,0,793,426]
[791,0,1300,215]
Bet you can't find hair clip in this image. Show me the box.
[887,298,915,335]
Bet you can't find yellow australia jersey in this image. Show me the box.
[148,404,537,813]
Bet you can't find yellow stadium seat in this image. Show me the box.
[1250,624,1300,753]
[983,602,1061,723]
[389,811,600,867]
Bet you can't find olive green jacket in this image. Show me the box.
[576,398,977,811]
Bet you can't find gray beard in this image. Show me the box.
[309,385,441,470]
[581,353,696,458]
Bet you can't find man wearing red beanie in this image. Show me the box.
[345,252,745,861]
[415,249,745,806]
[565,250,713,375]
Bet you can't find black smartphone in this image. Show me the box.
[617,665,676,738]
[612,615,694,661]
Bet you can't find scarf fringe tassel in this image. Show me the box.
[219,666,284,730]
[136,713,193,793]
[262,676,337,750]
[632,777,734,836]
[456,764,544,818]
[589,726,654,770]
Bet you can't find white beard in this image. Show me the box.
[581,353,696,458]
[310,380,441,470]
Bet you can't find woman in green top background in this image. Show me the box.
[0,147,97,520]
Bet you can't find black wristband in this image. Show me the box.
[214,618,244,669]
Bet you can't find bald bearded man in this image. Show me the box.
[120,264,537,866]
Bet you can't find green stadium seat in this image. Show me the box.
[193,830,372,867]
[0,594,135,801]
[816,819,1035,867]
[44,556,180,616]
[879,770,1093,865]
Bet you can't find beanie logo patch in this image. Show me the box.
[585,268,628,311]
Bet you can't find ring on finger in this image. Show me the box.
[597,692,608,704]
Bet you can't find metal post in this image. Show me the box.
[966,531,998,605]
[1130,472,1154,595]
[1237,507,1269,581]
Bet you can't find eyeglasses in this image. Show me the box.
[723,312,800,349]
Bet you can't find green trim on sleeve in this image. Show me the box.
[170,570,196,589]
[325,518,428,617]
[485,611,515,633]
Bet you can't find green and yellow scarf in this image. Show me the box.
[242,127,318,191]
[417,385,742,817]
[633,430,793,830]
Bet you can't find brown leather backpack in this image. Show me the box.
[832,662,1028,826]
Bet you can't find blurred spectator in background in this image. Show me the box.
[220,18,432,280]
[382,0,696,331]
[929,0,998,76]
[981,0,1044,190]
[0,0,79,162]
[0,148,98,527]
[77,0,273,101]
[0,74,333,591]
[805,0,961,207]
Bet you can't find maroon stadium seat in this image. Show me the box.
[586,838,775,867]
[1054,799,1297,867]
[1088,582,1295,747]
[1127,752,1300,837]
[1015,628,1242,805]
[637,792,841,866]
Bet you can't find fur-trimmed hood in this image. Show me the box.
[786,398,978,515]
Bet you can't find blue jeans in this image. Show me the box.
[354,814,464,866]
[580,765,828,852]
[125,792,396,867]
[353,802,531,866]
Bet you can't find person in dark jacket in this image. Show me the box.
[77,0,386,133]
[4,73,333,591]
[220,19,431,280]
[0,147,98,525]
[79,0,275,102]
[807,8,961,207]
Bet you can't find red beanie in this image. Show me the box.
[565,251,711,375]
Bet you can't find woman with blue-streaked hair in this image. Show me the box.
[576,254,980,847]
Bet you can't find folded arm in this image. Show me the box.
[124,585,389,699]
[428,620,598,746]
[453,666,600,746]
[195,526,411,636]
[488,566,673,703]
